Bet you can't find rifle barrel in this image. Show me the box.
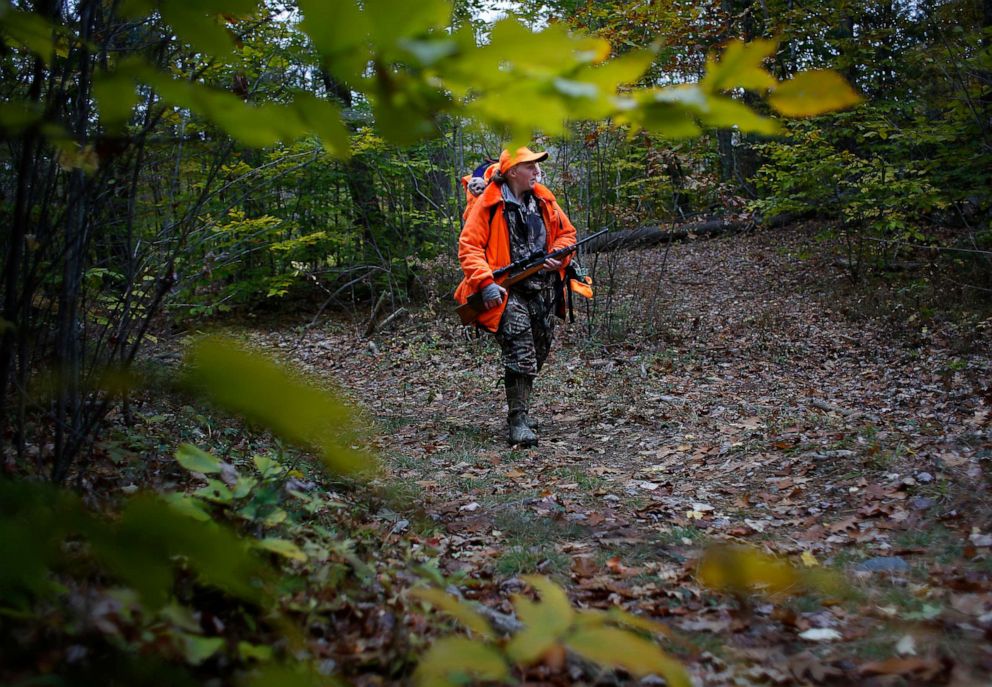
[455,228,609,326]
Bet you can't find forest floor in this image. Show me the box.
[132,224,992,686]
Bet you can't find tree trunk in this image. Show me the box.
[52,0,98,483]
[582,218,745,253]
[320,71,385,266]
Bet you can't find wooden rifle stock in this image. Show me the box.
[455,228,608,326]
[455,262,547,325]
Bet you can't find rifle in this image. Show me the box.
[456,228,609,326]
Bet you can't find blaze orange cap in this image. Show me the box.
[498,146,549,174]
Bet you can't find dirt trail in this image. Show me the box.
[258,225,992,684]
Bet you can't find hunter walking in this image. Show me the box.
[454,146,579,447]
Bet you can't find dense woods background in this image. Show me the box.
[1,0,990,685]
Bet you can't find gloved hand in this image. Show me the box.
[467,176,487,196]
[481,282,505,310]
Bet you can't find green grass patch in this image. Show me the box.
[489,509,589,578]
[495,546,571,577]
[548,466,608,492]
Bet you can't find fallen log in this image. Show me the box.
[581,218,744,253]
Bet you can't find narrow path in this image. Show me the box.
[258,225,992,684]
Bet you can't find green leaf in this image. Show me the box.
[0,101,44,135]
[701,38,778,93]
[242,663,342,687]
[700,95,781,135]
[256,538,307,562]
[0,8,55,62]
[297,0,369,83]
[194,479,234,504]
[178,633,226,665]
[488,18,609,72]
[410,588,495,640]
[196,0,260,13]
[505,576,574,664]
[566,627,690,687]
[0,480,86,605]
[578,48,655,90]
[618,99,701,139]
[398,37,458,66]
[160,1,235,57]
[364,0,450,47]
[118,0,156,19]
[183,336,369,475]
[232,476,258,499]
[768,70,863,117]
[238,641,274,662]
[252,454,283,477]
[141,69,302,148]
[160,602,202,632]
[261,508,287,526]
[468,81,569,138]
[413,637,509,687]
[161,492,212,522]
[290,93,351,158]
[88,495,267,608]
[176,443,223,474]
[93,70,141,129]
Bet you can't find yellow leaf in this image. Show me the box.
[698,545,798,595]
[605,607,674,639]
[702,38,778,93]
[255,538,307,562]
[505,576,575,664]
[566,627,690,687]
[801,550,819,568]
[410,588,495,640]
[56,144,100,174]
[768,70,863,117]
[573,608,609,627]
[413,637,509,687]
[522,576,573,621]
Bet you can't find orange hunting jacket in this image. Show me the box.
[454,181,577,333]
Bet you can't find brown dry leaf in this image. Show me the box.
[859,657,943,677]
[828,516,858,533]
[788,651,843,683]
[585,512,606,526]
[572,556,599,578]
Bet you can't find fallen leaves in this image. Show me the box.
[798,627,842,642]
[247,225,992,686]
[859,656,950,680]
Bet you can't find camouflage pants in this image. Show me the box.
[496,286,557,377]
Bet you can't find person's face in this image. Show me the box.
[509,160,540,192]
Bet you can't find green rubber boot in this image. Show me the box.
[505,370,538,447]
